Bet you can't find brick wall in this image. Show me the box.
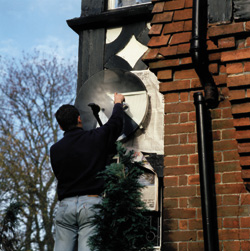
[143,0,250,250]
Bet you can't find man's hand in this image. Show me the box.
[114,92,125,104]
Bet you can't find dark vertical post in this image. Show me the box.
[77,0,106,94]
[193,92,219,251]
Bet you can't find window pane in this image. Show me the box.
[108,0,151,10]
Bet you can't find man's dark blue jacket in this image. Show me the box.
[50,103,123,201]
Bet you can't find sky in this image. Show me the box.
[0,0,81,60]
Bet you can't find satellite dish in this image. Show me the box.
[75,69,148,140]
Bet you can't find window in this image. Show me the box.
[108,0,151,10]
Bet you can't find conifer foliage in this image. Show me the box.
[88,142,154,251]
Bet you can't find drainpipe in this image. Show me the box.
[190,0,219,109]
[194,92,219,251]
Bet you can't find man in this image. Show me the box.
[50,93,124,251]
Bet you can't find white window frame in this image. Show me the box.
[107,0,151,10]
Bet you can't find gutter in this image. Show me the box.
[190,0,219,109]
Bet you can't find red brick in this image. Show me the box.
[223,150,239,161]
[216,184,246,195]
[163,198,178,208]
[228,74,250,87]
[164,165,195,176]
[213,140,238,151]
[173,9,192,21]
[217,206,249,217]
[165,102,194,113]
[245,21,250,31]
[214,152,223,162]
[165,123,195,134]
[179,197,188,207]
[223,218,240,228]
[160,80,190,92]
[189,153,198,164]
[187,242,204,251]
[241,217,250,228]
[236,130,250,140]
[164,156,178,166]
[164,176,178,186]
[240,156,250,166]
[213,74,227,85]
[164,186,196,197]
[152,1,165,13]
[165,113,179,123]
[233,117,250,127]
[220,64,227,73]
[157,69,172,80]
[241,169,250,179]
[188,175,200,185]
[179,220,188,230]
[177,43,190,54]
[222,172,243,183]
[238,142,250,153]
[223,195,240,206]
[215,161,241,172]
[184,20,192,31]
[151,12,174,24]
[149,58,179,69]
[141,48,159,61]
[212,119,234,130]
[247,36,250,47]
[170,32,192,45]
[222,48,250,62]
[191,78,202,88]
[223,241,241,250]
[164,93,179,103]
[208,63,218,74]
[221,87,230,98]
[222,129,236,139]
[180,92,189,102]
[242,241,250,251]
[189,197,201,207]
[232,103,250,115]
[164,230,197,242]
[163,21,184,34]
[226,62,243,74]
[167,208,196,219]
[210,109,222,119]
[207,40,219,50]
[159,45,178,56]
[164,143,195,156]
[219,229,250,240]
[189,219,202,230]
[175,69,197,79]
[240,194,250,205]
[184,0,192,8]
[148,24,163,36]
[229,89,246,101]
[208,52,221,61]
[165,135,179,145]
[179,177,188,187]
[208,23,244,37]
[218,37,236,49]
[148,34,171,47]
[244,61,250,72]
[180,57,192,65]
[188,111,196,122]
[164,0,185,11]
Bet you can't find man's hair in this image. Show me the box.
[55,104,80,131]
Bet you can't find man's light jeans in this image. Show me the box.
[54,195,102,251]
